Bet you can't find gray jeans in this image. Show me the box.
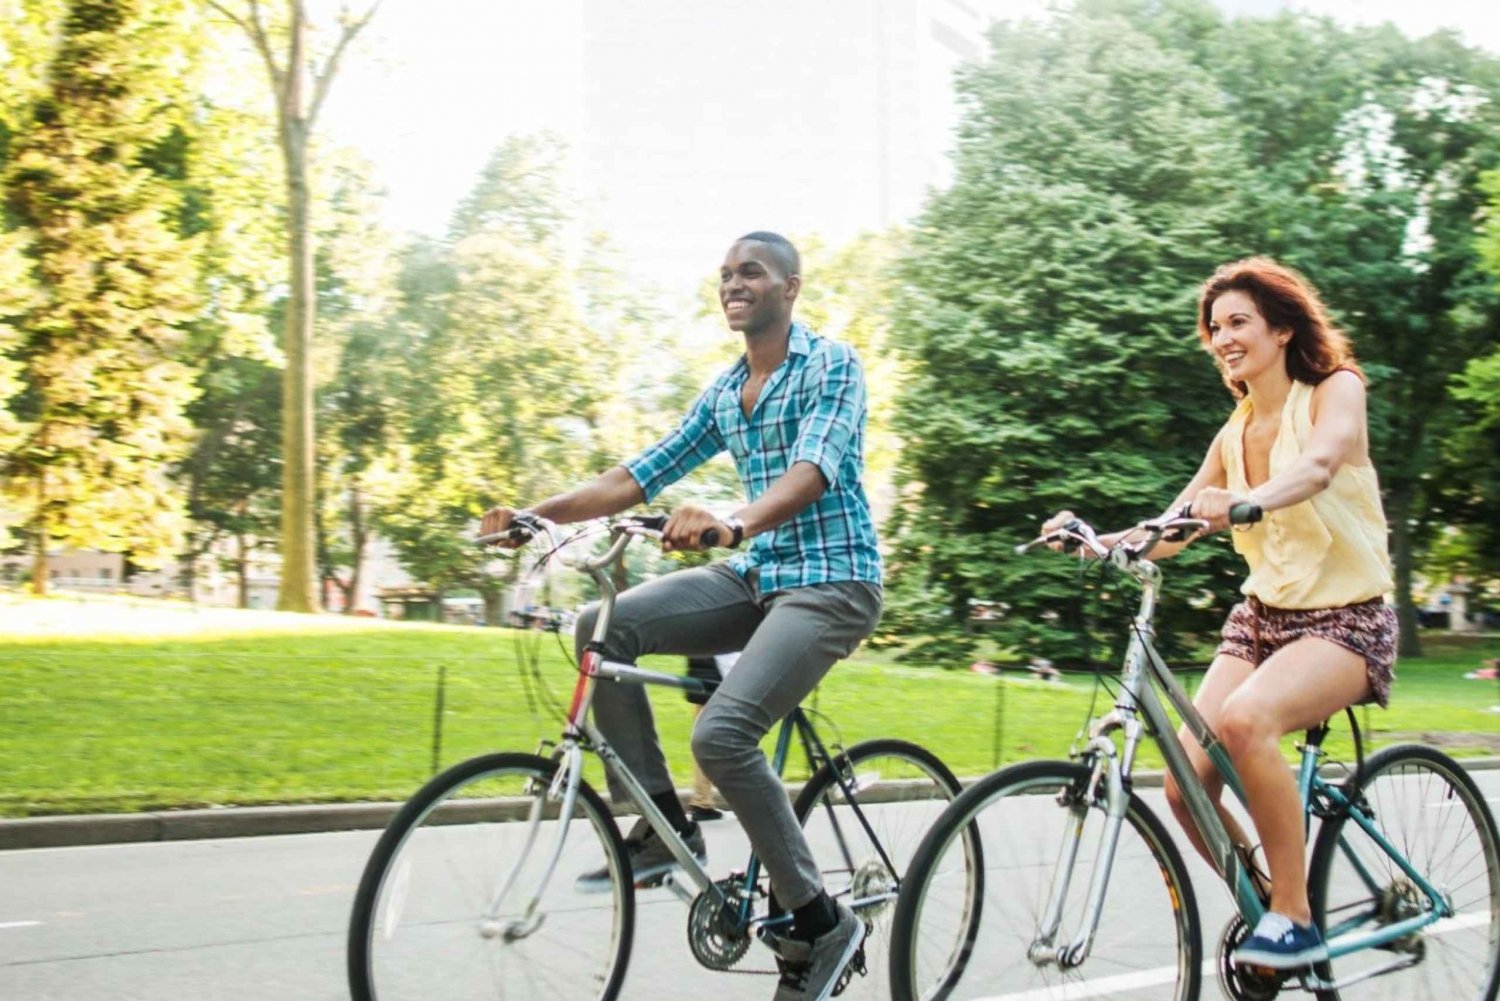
[572,562,882,909]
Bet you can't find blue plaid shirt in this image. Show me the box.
[623,322,882,593]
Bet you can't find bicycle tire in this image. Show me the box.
[889,758,1202,1001]
[792,738,979,1001]
[348,751,635,1001]
[1307,743,1500,1001]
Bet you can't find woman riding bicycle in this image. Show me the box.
[1044,257,1397,971]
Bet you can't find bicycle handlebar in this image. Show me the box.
[473,513,720,554]
[1016,502,1263,564]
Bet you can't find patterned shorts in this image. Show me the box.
[1215,596,1397,708]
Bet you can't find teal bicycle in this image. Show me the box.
[887,508,1500,1001]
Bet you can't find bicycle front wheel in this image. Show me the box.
[793,738,979,1001]
[348,752,635,1001]
[1308,744,1500,1001]
[890,759,1201,1001]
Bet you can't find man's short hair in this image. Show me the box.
[736,231,800,278]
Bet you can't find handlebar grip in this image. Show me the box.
[1178,501,1262,526]
[1229,502,1263,525]
[475,525,532,548]
[700,527,721,548]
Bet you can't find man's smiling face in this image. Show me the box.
[719,240,798,336]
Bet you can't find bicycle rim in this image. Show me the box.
[793,738,977,1001]
[1309,744,1500,1001]
[348,753,634,1001]
[892,759,1200,1001]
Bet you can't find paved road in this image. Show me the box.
[3,773,1496,1000]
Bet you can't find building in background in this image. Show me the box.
[563,0,1006,293]
[336,0,1017,298]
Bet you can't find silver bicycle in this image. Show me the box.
[347,513,984,1001]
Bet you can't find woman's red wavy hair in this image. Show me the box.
[1198,257,1363,399]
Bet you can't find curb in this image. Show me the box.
[5,756,1498,852]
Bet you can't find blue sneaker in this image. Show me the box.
[1233,912,1327,969]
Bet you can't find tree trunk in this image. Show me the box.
[1388,493,1423,658]
[274,6,317,612]
[30,472,47,597]
[216,0,378,610]
[181,546,197,603]
[481,585,503,628]
[342,481,366,614]
[236,531,250,609]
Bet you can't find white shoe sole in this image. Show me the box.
[1232,945,1326,970]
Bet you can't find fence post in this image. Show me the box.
[991,675,1006,769]
[432,664,448,776]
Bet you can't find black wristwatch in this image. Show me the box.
[723,515,746,549]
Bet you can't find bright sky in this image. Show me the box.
[319,0,1500,295]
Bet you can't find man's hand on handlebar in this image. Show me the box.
[662,502,733,553]
[478,506,531,549]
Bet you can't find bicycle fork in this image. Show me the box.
[480,740,586,942]
[1029,738,1132,969]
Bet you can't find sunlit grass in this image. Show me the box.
[2,598,1495,817]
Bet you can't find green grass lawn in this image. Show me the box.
[2,608,1496,818]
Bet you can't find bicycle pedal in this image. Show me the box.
[830,945,868,997]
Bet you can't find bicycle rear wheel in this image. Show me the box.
[792,738,979,1001]
[348,752,634,1001]
[1308,743,1500,1001]
[889,759,1201,1001]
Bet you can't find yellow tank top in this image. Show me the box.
[1220,379,1394,609]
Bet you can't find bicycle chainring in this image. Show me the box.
[1218,916,1286,1001]
[687,878,752,971]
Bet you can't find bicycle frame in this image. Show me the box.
[1048,551,1453,986]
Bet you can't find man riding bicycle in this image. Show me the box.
[478,231,882,1001]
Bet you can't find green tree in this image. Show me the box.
[205,0,381,611]
[172,84,287,604]
[1437,167,1500,587]
[3,0,202,594]
[0,233,35,550]
[1196,14,1500,654]
[181,354,281,604]
[887,3,1252,666]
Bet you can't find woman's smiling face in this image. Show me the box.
[1207,289,1288,386]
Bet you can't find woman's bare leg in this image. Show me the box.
[1216,638,1370,923]
[1164,653,1257,866]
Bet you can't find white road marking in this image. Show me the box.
[975,912,1491,1000]
[0,920,42,930]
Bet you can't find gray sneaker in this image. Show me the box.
[771,901,867,1001]
[575,817,706,893]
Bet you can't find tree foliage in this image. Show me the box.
[3,0,202,589]
[205,0,381,612]
[887,0,1500,663]
[887,3,1252,666]
[367,137,621,617]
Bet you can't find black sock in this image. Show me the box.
[791,890,838,942]
[650,790,692,836]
